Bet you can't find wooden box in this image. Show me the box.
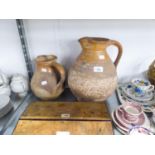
[13,102,113,135]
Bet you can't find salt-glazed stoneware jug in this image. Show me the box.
[68,37,123,102]
[31,55,66,100]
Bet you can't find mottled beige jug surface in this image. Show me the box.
[31,55,65,100]
[68,37,123,102]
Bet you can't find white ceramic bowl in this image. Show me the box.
[10,74,29,96]
[0,84,11,96]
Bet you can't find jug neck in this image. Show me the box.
[79,37,110,51]
[35,55,57,69]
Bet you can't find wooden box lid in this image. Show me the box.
[21,101,111,121]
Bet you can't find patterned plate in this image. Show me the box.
[121,83,154,102]
[111,111,129,132]
[117,85,155,106]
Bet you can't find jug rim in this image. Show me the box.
[36,55,57,65]
[79,37,110,43]
[36,55,57,62]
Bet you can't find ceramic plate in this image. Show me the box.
[129,127,154,135]
[112,110,152,134]
[117,85,155,106]
[115,125,127,135]
[152,116,155,125]
[115,106,145,128]
[111,111,129,132]
[121,83,154,102]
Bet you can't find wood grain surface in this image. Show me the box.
[13,120,113,135]
[13,101,113,135]
[21,101,111,121]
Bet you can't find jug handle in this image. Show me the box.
[108,40,123,67]
[51,62,66,89]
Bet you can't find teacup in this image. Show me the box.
[122,102,143,122]
[131,79,154,97]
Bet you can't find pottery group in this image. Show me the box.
[31,37,123,101]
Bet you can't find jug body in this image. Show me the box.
[31,55,65,100]
[68,37,123,101]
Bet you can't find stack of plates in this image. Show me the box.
[112,105,151,135]
[0,95,13,118]
[117,83,155,107]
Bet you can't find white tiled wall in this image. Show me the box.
[0,20,155,79]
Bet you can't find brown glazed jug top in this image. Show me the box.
[35,55,58,72]
[79,37,110,51]
[36,55,57,66]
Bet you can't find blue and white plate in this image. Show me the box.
[121,83,154,102]
[117,83,155,106]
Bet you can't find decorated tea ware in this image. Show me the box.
[120,81,154,103]
[121,102,143,122]
[111,102,151,134]
[129,126,154,135]
[131,79,154,97]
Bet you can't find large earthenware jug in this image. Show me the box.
[31,55,65,100]
[68,37,123,101]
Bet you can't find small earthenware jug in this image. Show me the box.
[31,55,66,100]
[68,37,123,101]
[148,60,155,86]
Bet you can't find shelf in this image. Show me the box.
[0,88,121,135]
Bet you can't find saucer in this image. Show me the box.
[111,111,129,132]
[121,83,154,102]
[115,125,127,135]
[115,106,145,128]
[112,110,151,134]
[129,127,154,135]
[117,84,155,106]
